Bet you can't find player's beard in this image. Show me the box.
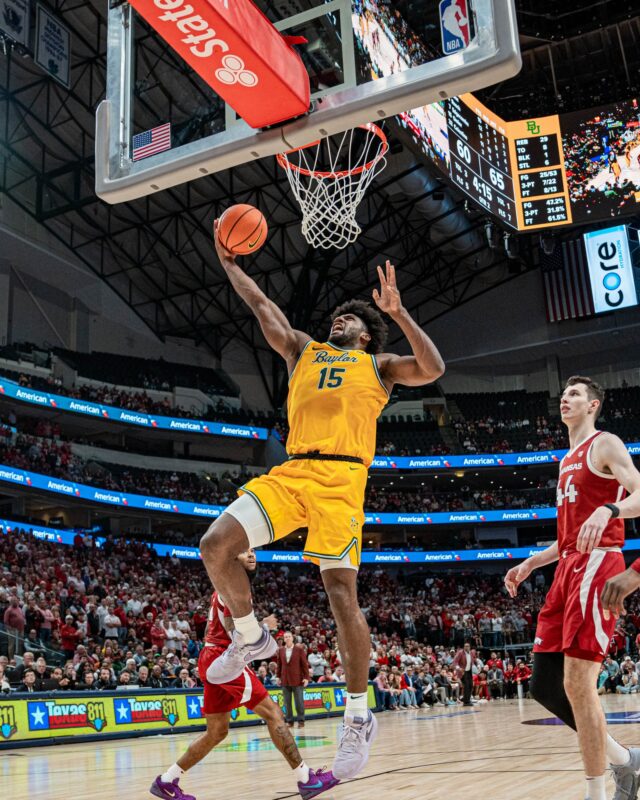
[329,330,360,349]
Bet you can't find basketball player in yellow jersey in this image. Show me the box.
[199,220,445,782]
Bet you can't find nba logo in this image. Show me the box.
[439,0,470,54]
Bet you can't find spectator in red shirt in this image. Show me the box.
[60,615,82,661]
[150,618,167,650]
[486,651,504,671]
[3,596,26,659]
[609,627,626,660]
[192,606,208,639]
[113,602,128,645]
[476,667,490,701]
[317,666,335,684]
[137,613,153,647]
[142,599,158,620]
[514,660,532,695]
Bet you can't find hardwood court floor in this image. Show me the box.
[3,696,640,800]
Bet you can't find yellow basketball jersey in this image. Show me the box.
[286,340,388,466]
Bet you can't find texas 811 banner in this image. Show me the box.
[0,685,375,747]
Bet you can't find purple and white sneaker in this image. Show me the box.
[298,767,340,799]
[150,776,196,800]
[205,625,278,684]
[332,710,378,780]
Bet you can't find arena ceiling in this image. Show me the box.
[0,1,637,405]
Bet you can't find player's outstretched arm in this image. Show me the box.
[577,433,640,553]
[214,220,310,363]
[504,542,559,597]
[372,261,445,388]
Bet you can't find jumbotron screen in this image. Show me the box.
[563,99,640,223]
[352,7,640,230]
[396,92,640,232]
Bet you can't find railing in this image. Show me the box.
[0,623,66,666]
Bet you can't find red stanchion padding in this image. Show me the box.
[127,0,310,129]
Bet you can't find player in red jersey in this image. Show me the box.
[151,550,338,800]
[505,376,640,800]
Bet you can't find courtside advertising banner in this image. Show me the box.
[584,225,638,314]
[4,516,640,564]
[371,451,566,469]
[0,0,30,47]
[0,685,374,747]
[126,0,309,128]
[0,377,267,440]
[0,464,559,523]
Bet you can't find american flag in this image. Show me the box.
[541,238,595,322]
[132,122,172,161]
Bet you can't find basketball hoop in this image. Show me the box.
[277,123,388,250]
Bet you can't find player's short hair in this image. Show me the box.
[565,375,605,419]
[330,300,388,354]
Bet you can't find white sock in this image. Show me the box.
[232,612,262,645]
[161,764,184,783]
[345,691,369,721]
[585,775,606,800]
[293,761,310,784]
[607,734,630,766]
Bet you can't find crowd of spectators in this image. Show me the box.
[453,415,567,454]
[3,369,234,422]
[0,425,556,512]
[3,530,640,704]
[366,484,553,513]
[7,365,640,462]
[450,386,640,455]
[376,440,450,457]
[0,430,239,505]
[53,348,237,399]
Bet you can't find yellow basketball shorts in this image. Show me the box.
[238,458,367,567]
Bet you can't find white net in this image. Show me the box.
[277,123,388,250]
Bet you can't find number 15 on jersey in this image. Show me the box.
[318,367,346,390]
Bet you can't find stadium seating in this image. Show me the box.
[2,530,637,699]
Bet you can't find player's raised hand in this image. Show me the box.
[213,219,237,268]
[504,561,533,598]
[602,567,640,620]
[372,260,403,316]
[262,613,279,631]
[576,506,611,553]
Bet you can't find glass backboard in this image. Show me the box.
[96,0,521,204]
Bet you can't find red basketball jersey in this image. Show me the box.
[556,431,625,553]
[205,591,232,648]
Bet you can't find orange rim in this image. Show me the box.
[276,123,388,179]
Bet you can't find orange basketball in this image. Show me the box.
[217,204,268,256]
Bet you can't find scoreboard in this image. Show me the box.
[352,4,640,230]
[446,95,572,230]
[447,96,517,227]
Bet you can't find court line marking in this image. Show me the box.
[270,752,588,798]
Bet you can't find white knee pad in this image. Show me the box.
[223,493,272,549]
